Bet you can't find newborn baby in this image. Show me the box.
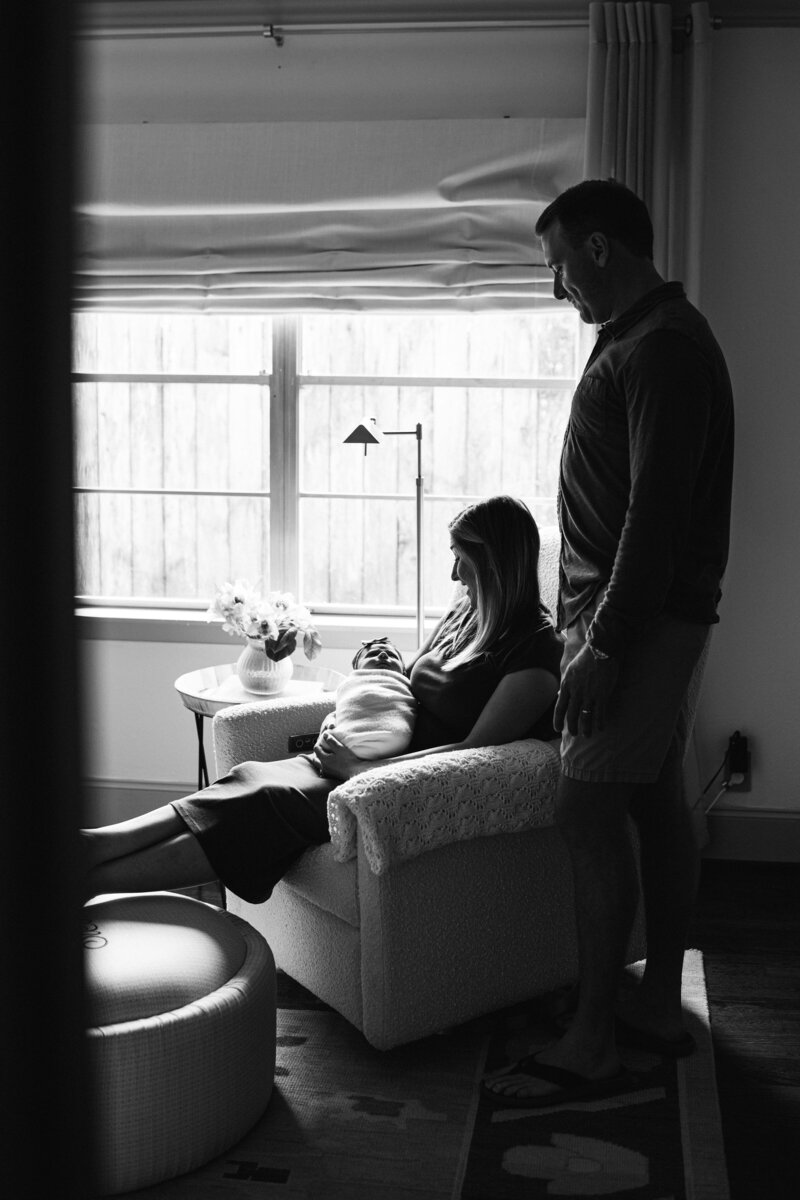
[320,637,417,761]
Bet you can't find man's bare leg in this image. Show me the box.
[622,746,699,1041]
[486,775,638,1101]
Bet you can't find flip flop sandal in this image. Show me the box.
[483,1054,638,1109]
[613,1016,697,1058]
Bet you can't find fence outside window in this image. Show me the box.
[73,310,583,616]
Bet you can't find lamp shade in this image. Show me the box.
[343,422,382,446]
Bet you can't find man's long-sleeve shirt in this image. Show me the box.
[557,282,734,656]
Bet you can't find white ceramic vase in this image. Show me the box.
[236,639,294,694]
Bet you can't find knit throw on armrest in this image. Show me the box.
[326,738,560,875]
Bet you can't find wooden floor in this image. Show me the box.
[689,858,800,1200]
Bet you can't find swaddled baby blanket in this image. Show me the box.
[332,668,417,759]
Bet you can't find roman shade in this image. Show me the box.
[74,118,585,312]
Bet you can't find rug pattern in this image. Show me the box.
[462,951,728,1200]
[124,951,728,1200]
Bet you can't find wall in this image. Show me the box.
[78,21,588,825]
[695,27,800,857]
[78,25,588,124]
[79,618,409,824]
[79,22,800,857]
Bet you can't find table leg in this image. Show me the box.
[192,714,225,908]
[195,712,210,791]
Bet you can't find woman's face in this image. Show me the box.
[450,541,478,608]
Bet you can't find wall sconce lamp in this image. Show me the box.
[344,418,425,648]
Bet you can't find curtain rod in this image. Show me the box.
[77,21,592,40]
[77,18,713,41]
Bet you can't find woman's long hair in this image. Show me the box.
[433,495,544,671]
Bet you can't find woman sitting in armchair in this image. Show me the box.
[84,494,564,904]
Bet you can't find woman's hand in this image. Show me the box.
[313,729,365,782]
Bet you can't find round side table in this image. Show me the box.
[175,662,344,791]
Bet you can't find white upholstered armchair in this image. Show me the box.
[214,532,646,1049]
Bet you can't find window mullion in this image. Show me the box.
[270,316,300,593]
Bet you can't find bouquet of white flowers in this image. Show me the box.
[206,581,322,662]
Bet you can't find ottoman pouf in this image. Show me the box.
[84,891,276,1196]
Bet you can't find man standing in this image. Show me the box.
[487,180,734,1106]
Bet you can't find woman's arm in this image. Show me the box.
[314,666,558,781]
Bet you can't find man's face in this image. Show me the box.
[540,220,611,325]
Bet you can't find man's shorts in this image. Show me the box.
[559,590,711,785]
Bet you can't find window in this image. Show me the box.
[72,311,584,617]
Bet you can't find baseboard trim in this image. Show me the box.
[82,778,194,826]
[703,806,800,862]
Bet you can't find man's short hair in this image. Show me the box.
[535,179,654,259]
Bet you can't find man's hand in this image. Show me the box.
[554,644,620,737]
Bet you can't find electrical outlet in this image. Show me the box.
[287,732,317,754]
[725,730,751,792]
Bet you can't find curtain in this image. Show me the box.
[679,2,713,303]
[583,0,712,299]
[74,118,585,312]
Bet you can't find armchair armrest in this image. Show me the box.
[212,694,336,776]
[327,738,560,875]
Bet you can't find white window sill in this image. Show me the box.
[75,606,424,652]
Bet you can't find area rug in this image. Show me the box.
[461,950,729,1200]
[124,950,728,1200]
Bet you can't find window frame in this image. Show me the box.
[73,310,589,639]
